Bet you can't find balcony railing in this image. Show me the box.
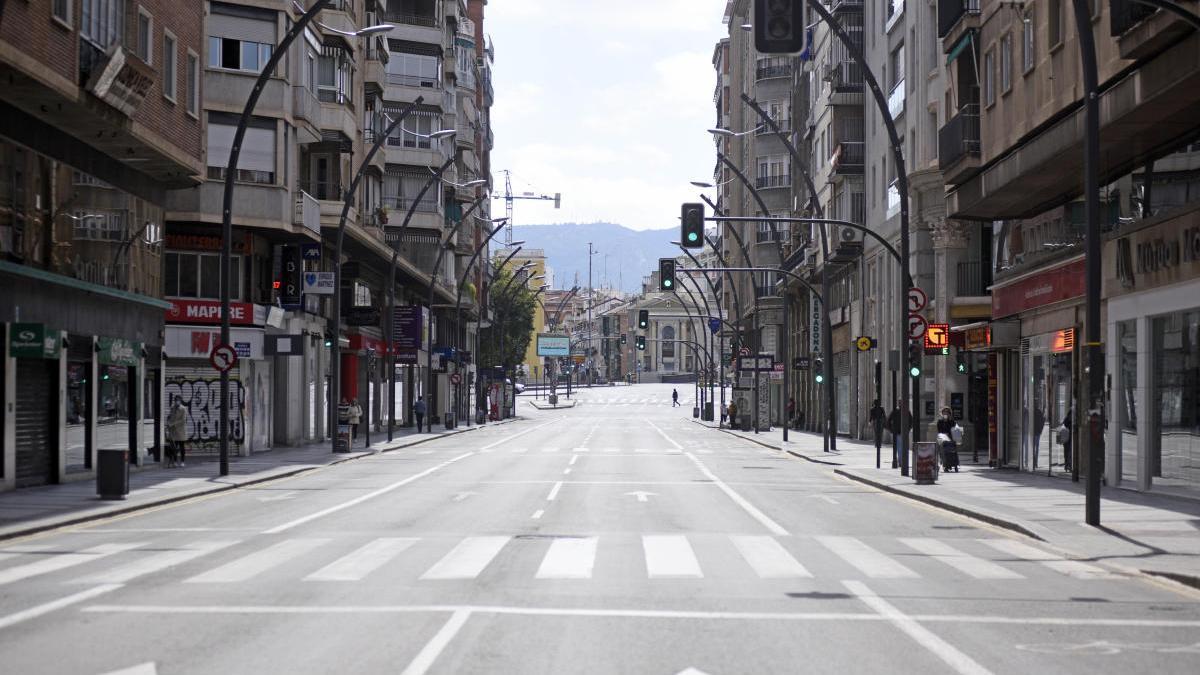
[888,79,905,118]
[298,180,344,201]
[386,11,439,28]
[938,0,981,38]
[956,260,988,296]
[831,141,865,173]
[387,73,442,89]
[939,103,981,168]
[382,196,439,214]
[755,118,791,135]
[295,190,320,235]
[756,174,791,189]
[755,63,792,80]
[756,229,784,244]
[831,61,864,91]
[831,0,865,13]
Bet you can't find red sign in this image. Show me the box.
[992,258,1086,318]
[167,300,260,326]
[209,343,238,372]
[348,333,388,354]
[924,323,950,350]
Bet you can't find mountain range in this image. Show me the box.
[509,222,678,295]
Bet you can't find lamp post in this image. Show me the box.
[486,275,545,419]
[673,242,721,420]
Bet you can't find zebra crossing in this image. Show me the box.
[575,396,695,406]
[475,445,767,455]
[0,534,1119,588]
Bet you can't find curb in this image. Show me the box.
[833,468,1047,542]
[1140,569,1200,592]
[0,420,514,542]
[693,419,846,466]
[527,400,577,410]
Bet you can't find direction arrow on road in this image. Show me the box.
[675,668,713,675]
[625,491,657,503]
[256,491,297,503]
[100,663,157,675]
[452,491,478,502]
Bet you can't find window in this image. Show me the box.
[186,51,199,116]
[165,251,241,300]
[984,48,996,106]
[1000,34,1012,93]
[1048,0,1064,48]
[386,52,440,88]
[390,111,439,149]
[72,210,126,241]
[53,0,72,27]
[80,0,125,48]
[317,51,353,103]
[891,44,905,87]
[206,115,276,184]
[208,36,273,73]
[136,8,152,64]
[1022,10,1035,72]
[162,31,177,102]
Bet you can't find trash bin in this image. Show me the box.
[548,394,558,406]
[334,425,352,452]
[704,402,714,421]
[445,413,455,430]
[913,442,938,484]
[96,448,129,500]
[693,406,700,418]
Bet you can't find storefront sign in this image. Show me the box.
[992,258,1086,318]
[97,337,141,367]
[537,334,570,357]
[964,326,992,350]
[987,353,998,463]
[303,272,335,294]
[810,293,821,354]
[9,323,59,359]
[392,306,426,352]
[1025,328,1076,354]
[164,231,252,254]
[166,300,266,326]
[165,326,264,360]
[923,324,950,350]
[87,46,154,116]
[1107,220,1200,297]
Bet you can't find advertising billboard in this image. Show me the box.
[537,334,570,357]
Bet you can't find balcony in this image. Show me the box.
[938,0,981,40]
[384,10,443,45]
[381,196,442,231]
[383,136,447,167]
[754,118,790,135]
[384,72,443,106]
[294,190,321,237]
[755,61,792,81]
[292,86,321,144]
[955,260,988,297]
[887,79,905,119]
[756,174,791,190]
[298,180,344,203]
[364,44,388,95]
[939,103,981,185]
[829,62,864,107]
[831,0,864,14]
[318,99,357,147]
[756,229,784,244]
[830,141,865,175]
[1111,0,1194,61]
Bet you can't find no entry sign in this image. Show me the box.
[209,343,238,372]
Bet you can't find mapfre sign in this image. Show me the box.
[166,300,266,326]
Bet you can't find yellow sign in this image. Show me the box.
[855,336,873,352]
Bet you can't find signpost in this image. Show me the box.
[855,336,875,352]
[907,287,928,313]
[907,314,928,340]
[209,344,238,373]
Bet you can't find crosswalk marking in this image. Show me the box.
[980,539,1116,579]
[420,536,510,580]
[75,540,240,584]
[731,536,812,579]
[816,536,918,579]
[185,538,329,583]
[305,538,418,582]
[0,542,145,586]
[642,535,703,578]
[899,538,1023,580]
[536,537,598,579]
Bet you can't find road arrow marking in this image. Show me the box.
[99,663,157,675]
[675,669,712,675]
[807,494,839,505]
[256,491,297,503]
[625,491,657,503]
[452,492,477,502]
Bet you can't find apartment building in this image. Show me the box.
[1,0,204,489]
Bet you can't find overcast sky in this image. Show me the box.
[486,1,728,231]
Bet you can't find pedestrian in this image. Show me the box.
[414,396,427,432]
[672,388,679,407]
[348,398,363,442]
[1058,406,1073,472]
[869,399,886,453]
[1032,405,1046,468]
[936,406,961,472]
[787,397,796,428]
[727,401,738,429]
[165,398,188,468]
[720,402,728,427]
[887,403,905,469]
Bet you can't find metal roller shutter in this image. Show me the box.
[16,359,57,487]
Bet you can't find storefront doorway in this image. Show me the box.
[1022,330,1075,475]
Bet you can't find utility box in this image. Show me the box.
[704,402,714,421]
[548,394,558,406]
[96,448,129,500]
[335,425,352,453]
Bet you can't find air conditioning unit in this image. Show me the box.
[839,226,859,243]
[821,64,836,82]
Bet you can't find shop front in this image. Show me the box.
[1105,212,1200,498]
[953,320,1020,467]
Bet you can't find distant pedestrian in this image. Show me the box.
[1058,406,1073,472]
[672,389,679,407]
[869,399,885,453]
[787,397,796,428]
[936,406,961,472]
[720,403,728,426]
[727,401,738,429]
[347,398,363,441]
[166,399,188,468]
[414,396,427,432]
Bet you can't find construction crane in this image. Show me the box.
[494,170,561,246]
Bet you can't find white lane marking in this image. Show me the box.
[400,609,473,675]
[185,539,329,583]
[568,455,579,466]
[900,538,1023,580]
[0,545,48,563]
[256,491,298,503]
[540,447,559,453]
[731,536,812,579]
[646,419,684,450]
[479,419,559,451]
[844,580,993,675]
[605,447,619,453]
[562,468,572,475]
[0,543,145,586]
[536,537,598,579]
[417,450,435,455]
[546,481,563,501]
[511,448,528,454]
[531,510,545,520]
[625,491,656,503]
[99,663,158,675]
[572,447,590,453]
[452,491,477,502]
[816,537,918,579]
[420,537,510,580]
[0,584,123,631]
[685,452,788,536]
[642,535,703,578]
[75,540,240,585]
[305,538,418,582]
[263,452,473,534]
[980,539,1116,579]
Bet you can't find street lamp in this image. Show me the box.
[707,126,764,138]
[690,178,736,189]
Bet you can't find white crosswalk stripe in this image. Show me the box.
[185,538,329,583]
[816,536,918,579]
[305,538,418,582]
[642,535,703,578]
[420,536,510,580]
[536,537,598,579]
[731,536,812,579]
[75,540,240,584]
[980,538,1116,579]
[0,542,145,586]
[899,538,1023,580]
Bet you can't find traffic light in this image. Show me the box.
[680,203,705,249]
[636,335,646,351]
[638,310,649,329]
[908,341,922,378]
[814,358,824,383]
[754,0,806,55]
[955,350,968,374]
[620,333,627,345]
[658,258,676,291]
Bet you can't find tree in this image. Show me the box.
[481,268,537,371]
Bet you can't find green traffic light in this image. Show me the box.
[815,374,824,384]
[910,366,921,377]
[664,279,673,288]
[686,232,699,242]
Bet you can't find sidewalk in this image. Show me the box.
[0,419,515,542]
[694,418,1200,588]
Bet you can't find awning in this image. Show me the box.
[950,319,1019,350]
[946,30,975,66]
